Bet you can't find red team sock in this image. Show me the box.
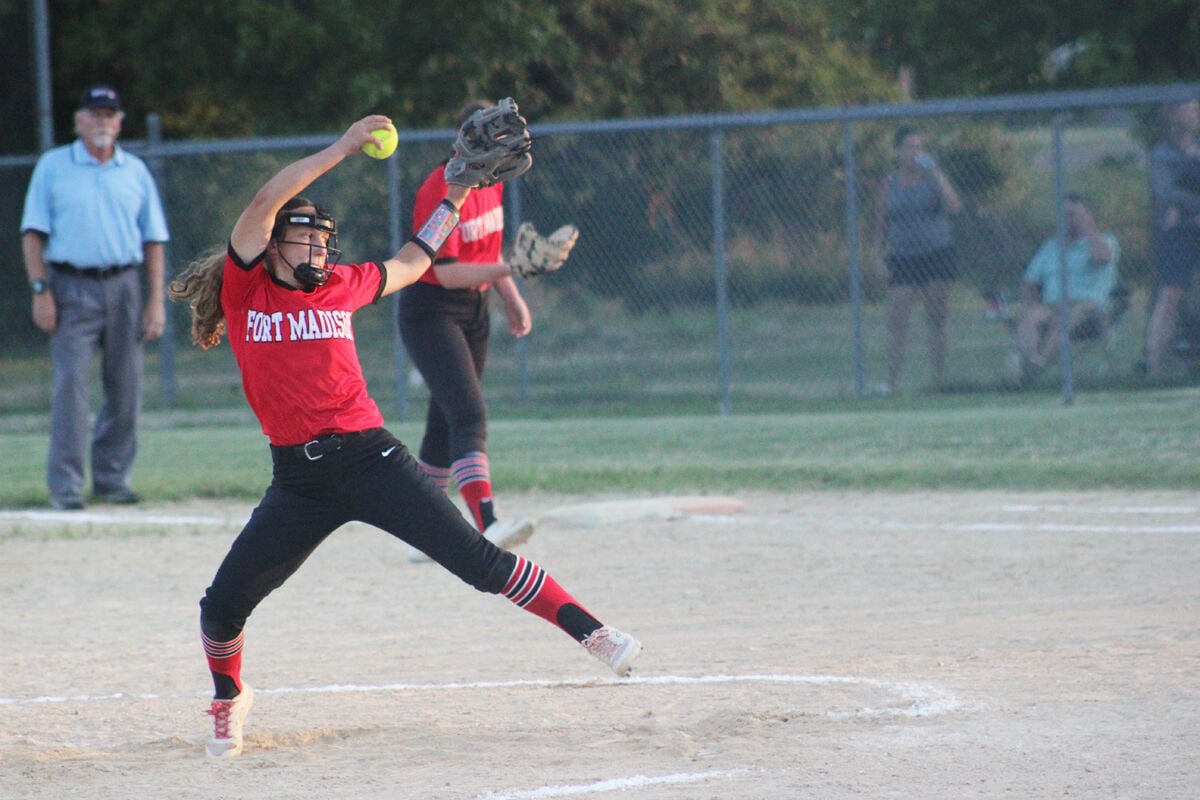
[202,630,245,697]
[503,556,602,641]
[453,451,493,531]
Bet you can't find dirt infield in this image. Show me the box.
[2,490,1198,799]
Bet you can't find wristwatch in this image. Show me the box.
[30,279,48,295]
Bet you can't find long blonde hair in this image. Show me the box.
[169,245,227,349]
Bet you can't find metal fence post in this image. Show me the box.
[1052,113,1075,405]
[32,0,54,152]
[711,128,732,416]
[843,121,866,398]
[147,113,177,409]
[509,179,530,403]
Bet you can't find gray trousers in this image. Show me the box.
[47,268,143,499]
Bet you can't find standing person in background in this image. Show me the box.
[874,127,963,395]
[1141,98,1200,377]
[397,100,535,561]
[19,84,169,510]
[169,110,640,759]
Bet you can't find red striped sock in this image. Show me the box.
[453,451,492,531]
[503,556,599,639]
[202,630,244,696]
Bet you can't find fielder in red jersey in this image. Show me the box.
[413,168,505,285]
[399,100,536,558]
[169,114,641,759]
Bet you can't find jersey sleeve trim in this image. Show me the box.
[369,261,386,304]
[227,240,265,272]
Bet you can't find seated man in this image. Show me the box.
[1013,194,1120,382]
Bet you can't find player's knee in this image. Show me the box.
[469,547,517,595]
[200,586,259,637]
[199,600,244,643]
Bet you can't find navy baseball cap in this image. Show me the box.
[79,85,122,111]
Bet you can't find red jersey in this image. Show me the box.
[221,249,386,446]
[412,165,504,286]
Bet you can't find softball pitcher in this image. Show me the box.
[170,106,638,759]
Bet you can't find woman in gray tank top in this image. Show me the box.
[874,127,963,394]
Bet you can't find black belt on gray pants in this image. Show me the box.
[50,261,139,279]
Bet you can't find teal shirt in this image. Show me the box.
[1023,233,1119,312]
[20,140,169,267]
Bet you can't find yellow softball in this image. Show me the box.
[362,125,398,159]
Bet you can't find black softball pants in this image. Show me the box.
[199,427,514,641]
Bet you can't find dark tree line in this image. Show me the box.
[1,0,1197,153]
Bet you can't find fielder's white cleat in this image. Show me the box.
[407,544,432,563]
[483,517,535,551]
[582,626,643,677]
[206,684,254,758]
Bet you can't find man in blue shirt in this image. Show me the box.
[20,84,170,510]
[1012,194,1119,383]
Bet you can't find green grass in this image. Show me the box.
[1,387,1197,509]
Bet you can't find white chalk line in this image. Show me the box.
[0,509,753,528]
[4,501,1193,530]
[0,673,960,719]
[0,509,229,526]
[998,503,1197,515]
[883,520,1200,534]
[475,768,749,800]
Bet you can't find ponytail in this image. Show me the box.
[169,246,227,349]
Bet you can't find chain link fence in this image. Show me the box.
[2,83,1198,423]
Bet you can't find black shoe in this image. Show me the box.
[50,495,85,511]
[94,487,142,505]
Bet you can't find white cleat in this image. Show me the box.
[206,684,254,758]
[582,626,643,677]
[483,518,535,551]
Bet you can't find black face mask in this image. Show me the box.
[291,261,331,291]
[272,207,340,291]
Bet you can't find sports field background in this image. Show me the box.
[2,487,1197,799]
[2,73,1198,799]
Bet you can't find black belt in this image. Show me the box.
[50,261,139,279]
[279,432,361,461]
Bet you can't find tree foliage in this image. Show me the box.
[529,0,895,117]
[2,0,893,151]
[829,0,1200,98]
[1,0,1198,154]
